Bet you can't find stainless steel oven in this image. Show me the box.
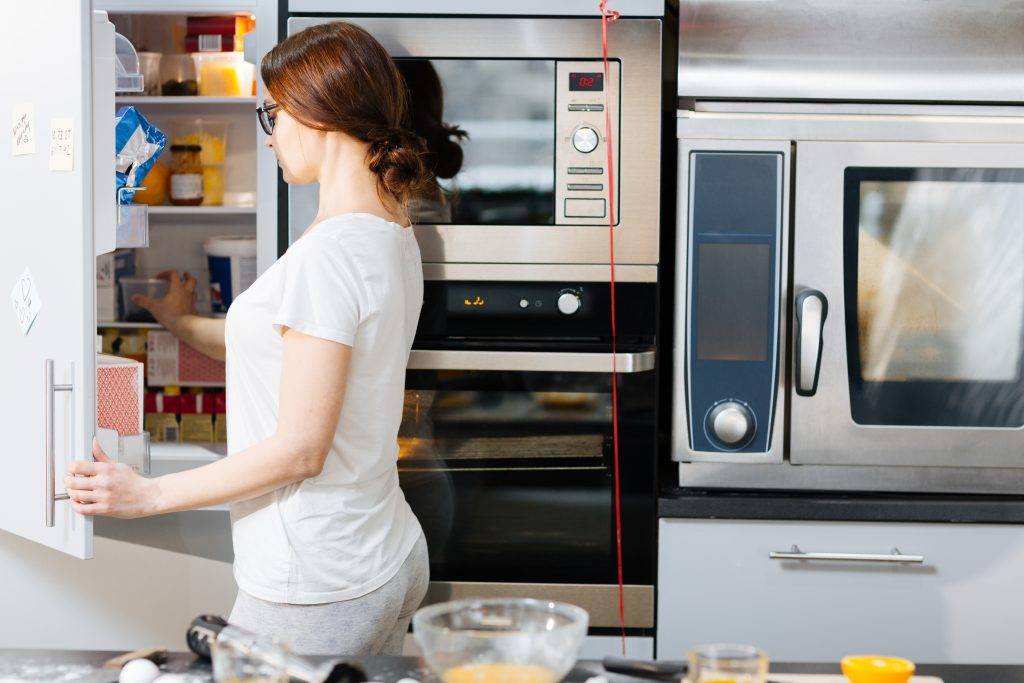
[286,15,662,268]
[397,277,658,628]
[671,0,1024,494]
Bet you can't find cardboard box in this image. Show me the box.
[96,354,143,436]
[147,330,225,386]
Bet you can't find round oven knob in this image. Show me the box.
[557,291,582,316]
[571,126,600,154]
[708,401,754,448]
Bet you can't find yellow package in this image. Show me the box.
[181,413,215,443]
[145,413,180,443]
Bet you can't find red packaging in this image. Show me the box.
[96,355,143,437]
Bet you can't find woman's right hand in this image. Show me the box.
[132,270,197,332]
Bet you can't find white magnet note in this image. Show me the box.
[49,118,74,171]
[11,103,34,155]
[10,267,42,336]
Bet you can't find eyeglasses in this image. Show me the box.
[257,103,279,135]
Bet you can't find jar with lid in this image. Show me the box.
[169,144,204,206]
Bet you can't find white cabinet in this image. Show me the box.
[657,518,1024,664]
[0,1,277,562]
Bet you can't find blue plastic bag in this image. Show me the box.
[115,106,166,204]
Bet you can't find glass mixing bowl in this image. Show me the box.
[412,598,589,683]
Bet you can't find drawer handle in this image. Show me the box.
[769,545,924,564]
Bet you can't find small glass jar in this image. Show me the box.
[169,144,204,206]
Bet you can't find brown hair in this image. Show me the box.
[261,22,438,208]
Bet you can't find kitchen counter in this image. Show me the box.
[660,487,1024,524]
[1,650,1023,683]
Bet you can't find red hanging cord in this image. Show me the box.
[598,0,626,654]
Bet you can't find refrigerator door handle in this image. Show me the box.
[45,360,73,528]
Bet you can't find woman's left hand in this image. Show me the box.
[64,438,160,519]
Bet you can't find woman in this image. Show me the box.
[65,22,436,656]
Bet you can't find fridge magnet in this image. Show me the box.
[49,118,74,172]
[11,103,34,156]
[10,266,42,336]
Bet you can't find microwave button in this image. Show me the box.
[568,166,603,175]
[564,198,606,218]
[708,401,754,448]
[568,103,605,112]
[567,183,603,191]
[572,126,600,154]
[557,290,582,316]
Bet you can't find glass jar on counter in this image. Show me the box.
[169,144,204,206]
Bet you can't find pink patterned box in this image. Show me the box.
[96,354,143,436]
[147,330,225,386]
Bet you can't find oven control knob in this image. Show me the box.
[708,401,754,448]
[557,291,582,316]
[572,126,600,154]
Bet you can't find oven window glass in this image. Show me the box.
[396,59,555,225]
[397,369,655,585]
[845,167,1024,426]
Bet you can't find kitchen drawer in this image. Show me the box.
[657,518,1024,664]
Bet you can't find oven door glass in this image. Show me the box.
[397,368,655,585]
[397,59,556,226]
[845,167,1024,427]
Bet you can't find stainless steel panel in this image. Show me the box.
[791,140,1024,469]
[678,0,1024,103]
[288,17,661,268]
[408,349,655,373]
[421,263,658,283]
[673,139,790,465]
[679,462,1024,496]
[290,0,666,15]
[678,108,1024,145]
[422,581,655,629]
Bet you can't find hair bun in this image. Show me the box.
[367,128,431,202]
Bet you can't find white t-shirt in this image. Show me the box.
[224,212,424,604]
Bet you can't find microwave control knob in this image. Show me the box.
[709,401,754,447]
[572,126,600,154]
[557,291,582,316]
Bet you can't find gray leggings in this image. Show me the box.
[228,534,430,656]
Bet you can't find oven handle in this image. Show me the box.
[407,349,656,373]
[794,289,828,396]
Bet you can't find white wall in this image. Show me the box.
[0,532,235,650]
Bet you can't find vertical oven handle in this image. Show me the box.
[794,289,828,396]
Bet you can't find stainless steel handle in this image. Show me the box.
[770,545,924,564]
[794,289,828,396]
[45,359,73,528]
[407,349,656,373]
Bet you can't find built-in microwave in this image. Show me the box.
[286,16,662,271]
[673,104,1024,494]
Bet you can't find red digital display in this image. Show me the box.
[569,72,603,92]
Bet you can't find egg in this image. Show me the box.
[119,658,161,683]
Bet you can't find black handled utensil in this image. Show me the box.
[602,657,688,680]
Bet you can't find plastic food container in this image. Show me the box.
[205,235,257,313]
[114,33,144,93]
[172,118,229,166]
[160,54,198,96]
[138,52,162,96]
[192,52,255,97]
[120,278,169,323]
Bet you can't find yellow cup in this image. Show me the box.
[840,655,915,683]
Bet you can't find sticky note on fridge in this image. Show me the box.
[49,118,74,171]
[10,267,42,335]
[11,103,34,155]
